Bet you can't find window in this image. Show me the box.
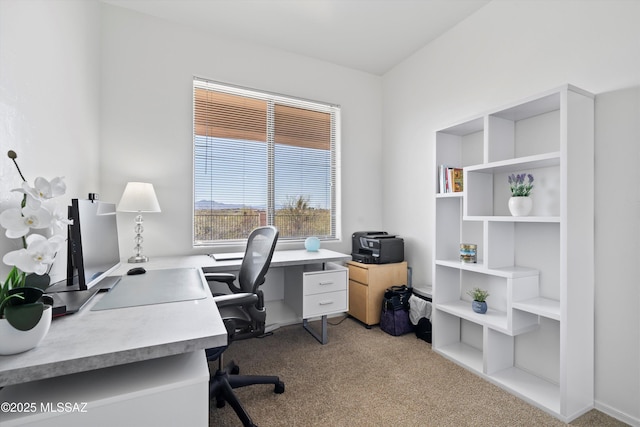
[193,78,341,244]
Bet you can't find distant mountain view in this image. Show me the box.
[194,200,266,210]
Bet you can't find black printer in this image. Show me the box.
[351,231,404,264]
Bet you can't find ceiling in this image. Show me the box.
[101,0,490,75]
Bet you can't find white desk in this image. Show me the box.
[0,266,226,426]
[140,249,352,344]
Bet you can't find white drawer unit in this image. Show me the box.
[284,262,348,344]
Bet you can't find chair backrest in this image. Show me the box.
[237,226,279,295]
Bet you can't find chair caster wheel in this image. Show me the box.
[216,398,226,409]
[274,381,285,394]
[230,365,240,375]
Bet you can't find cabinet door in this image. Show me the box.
[348,279,368,323]
[347,263,369,284]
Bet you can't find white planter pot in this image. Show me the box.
[508,196,533,216]
[0,305,52,355]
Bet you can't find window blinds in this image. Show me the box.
[194,88,267,142]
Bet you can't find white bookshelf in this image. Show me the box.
[432,85,594,422]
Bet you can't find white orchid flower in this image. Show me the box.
[32,176,67,199]
[2,234,65,275]
[0,205,54,238]
[41,199,72,234]
[14,176,66,209]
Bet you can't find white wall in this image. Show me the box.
[0,0,101,282]
[99,4,383,258]
[382,0,640,424]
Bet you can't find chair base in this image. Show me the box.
[210,359,285,427]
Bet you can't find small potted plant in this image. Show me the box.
[466,287,489,314]
[507,173,534,216]
[0,150,67,354]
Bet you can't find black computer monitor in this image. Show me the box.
[65,198,121,290]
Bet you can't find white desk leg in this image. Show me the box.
[303,315,328,344]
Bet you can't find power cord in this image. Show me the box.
[328,315,349,326]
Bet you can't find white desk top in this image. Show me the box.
[204,248,351,271]
[0,266,226,388]
[138,249,351,273]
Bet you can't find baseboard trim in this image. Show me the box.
[595,400,640,427]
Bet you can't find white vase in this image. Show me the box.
[0,305,52,355]
[508,196,533,216]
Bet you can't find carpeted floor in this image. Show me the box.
[209,316,627,427]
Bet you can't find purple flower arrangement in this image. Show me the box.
[508,173,534,197]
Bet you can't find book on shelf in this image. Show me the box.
[438,165,463,193]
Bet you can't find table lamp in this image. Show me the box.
[117,182,161,263]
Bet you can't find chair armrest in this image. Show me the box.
[204,272,236,284]
[212,292,258,309]
[204,272,242,294]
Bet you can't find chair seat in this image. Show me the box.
[218,305,252,325]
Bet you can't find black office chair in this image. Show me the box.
[205,226,284,427]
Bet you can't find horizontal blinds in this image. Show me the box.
[193,137,267,203]
[194,88,267,142]
[274,104,330,151]
[194,84,332,151]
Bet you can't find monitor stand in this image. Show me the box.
[47,277,82,293]
[47,275,122,293]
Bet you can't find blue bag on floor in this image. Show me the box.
[380,285,414,336]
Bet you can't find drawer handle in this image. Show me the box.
[319,281,334,286]
[319,300,334,306]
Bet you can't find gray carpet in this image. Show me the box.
[209,316,627,427]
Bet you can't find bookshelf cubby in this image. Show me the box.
[432,85,594,422]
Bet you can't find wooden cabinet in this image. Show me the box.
[433,85,594,422]
[347,261,408,326]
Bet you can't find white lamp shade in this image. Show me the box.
[117,182,161,213]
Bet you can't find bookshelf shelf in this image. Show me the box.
[435,259,538,278]
[512,297,561,321]
[463,215,561,223]
[465,152,561,174]
[435,191,463,199]
[436,341,483,373]
[438,300,509,332]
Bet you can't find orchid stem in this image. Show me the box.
[10,158,27,183]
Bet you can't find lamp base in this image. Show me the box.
[128,255,149,263]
